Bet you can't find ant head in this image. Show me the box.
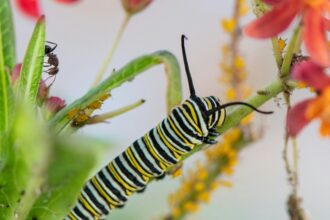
[45,45,52,54]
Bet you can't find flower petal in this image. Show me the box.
[286,99,314,137]
[323,18,330,31]
[292,60,330,90]
[244,0,299,38]
[15,0,41,19]
[263,0,283,5]
[303,7,330,66]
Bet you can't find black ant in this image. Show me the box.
[44,41,59,86]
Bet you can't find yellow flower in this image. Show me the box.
[234,57,245,70]
[226,87,237,101]
[240,113,253,125]
[221,18,236,33]
[183,202,199,213]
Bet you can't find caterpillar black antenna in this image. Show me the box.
[181,35,196,97]
[206,101,273,116]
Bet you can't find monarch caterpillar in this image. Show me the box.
[64,35,272,220]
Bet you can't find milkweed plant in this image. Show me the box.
[0,0,328,220]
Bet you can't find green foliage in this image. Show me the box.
[49,50,182,133]
[26,138,108,220]
[18,16,45,104]
[0,4,183,219]
[0,0,14,177]
[0,0,16,70]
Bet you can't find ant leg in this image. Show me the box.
[47,75,57,88]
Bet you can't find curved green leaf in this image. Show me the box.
[0,0,16,70]
[18,16,45,104]
[49,50,182,133]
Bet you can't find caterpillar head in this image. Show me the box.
[181,35,272,130]
[189,96,226,129]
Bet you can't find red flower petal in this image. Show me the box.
[324,18,330,31]
[263,0,283,5]
[286,99,314,137]
[292,60,330,90]
[303,7,330,66]
[244,0,299,38]
[15,0,41,19]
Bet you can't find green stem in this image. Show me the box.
[178,78,293,163]
[292,138,299,196]
[271,37,283,69]
[280,27,302,80]
[92,15,131,87]
[87,99,145,124]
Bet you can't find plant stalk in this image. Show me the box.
[92,15,130,87]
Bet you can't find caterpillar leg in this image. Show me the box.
[208,128,220,137]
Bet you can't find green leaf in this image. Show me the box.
[0,53,11,133]
[0,104,48,220]
[49,50,182,133]
[27,138,109,220]
[0,0,16,70]
[18,16,45,104]
[0,0,14,136]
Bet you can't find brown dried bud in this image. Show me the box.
[121,0,153,15]
[45,96,66,113]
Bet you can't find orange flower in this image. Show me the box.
[244,0,330,67]
[286,60,330,137]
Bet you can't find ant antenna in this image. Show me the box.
[181,35,196,97]
[206,101,273,116]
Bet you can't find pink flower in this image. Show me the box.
[45,96,66,113]
[14,0,80,19]
[286,60,330,137]
[244,0,330,67]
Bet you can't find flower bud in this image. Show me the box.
[37,79,49,102]
[121,0,153,15]
[10,63,22,84]
[45,96,66,113]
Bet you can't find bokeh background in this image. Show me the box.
[11,0,330,219]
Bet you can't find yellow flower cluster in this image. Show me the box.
[165,1,255,219]
[166,129,240,219]
[220,0,253,125]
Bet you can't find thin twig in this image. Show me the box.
[92,15,131,87]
